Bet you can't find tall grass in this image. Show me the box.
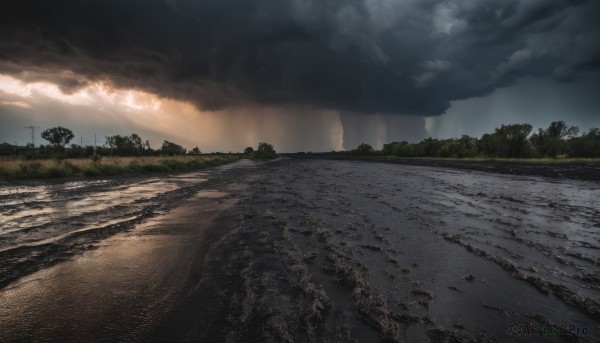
[0,155,240,179]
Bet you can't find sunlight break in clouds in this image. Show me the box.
[1,100,31,109]
[0,74,346,152]
[0,75,160,111]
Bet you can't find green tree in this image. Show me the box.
[382,141,409,156]
[244,146,254,154]
[397,142,416,157]
[438,139,461,158]
[478,133,497,157]
[493,123,533,158]
[105,133,146,156]
[382,142,396,155]
[354,143,374,156]
[41,126,75,151]
[568,128,600,158]
[417,137,441,157]
[130,133,144,152]
[458,135,479,157]
[532,121,579,157]
[530,128,547,157]
[161,140,186,156]
[256,142,277,159]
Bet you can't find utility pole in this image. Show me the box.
[23,126,39,148]
[80,135,83,147]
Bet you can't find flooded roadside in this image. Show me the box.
[0,160,254,289]
[0,187,239,342]
[0,160,257,342]
[0,158,598,342]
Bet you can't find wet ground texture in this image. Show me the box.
[1,158,599,342]
[289,155,600,182]
[150,159,599,342]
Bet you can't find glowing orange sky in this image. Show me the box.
[0,74,346,152]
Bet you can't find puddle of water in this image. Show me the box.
[195,190,228,198]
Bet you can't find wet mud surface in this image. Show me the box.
[0,162,250,290]
[292,155,600,182]
[181,159,599,343]
[1,158,599,342]
[0,160,253,342]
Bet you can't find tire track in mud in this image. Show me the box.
[414,199,600,333]
[417,192,600,309]
[442,233,600,321]
[410,173,600,297]
[453,222,600,289]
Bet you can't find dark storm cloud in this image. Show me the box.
[0,0,598,116]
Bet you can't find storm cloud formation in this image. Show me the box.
[2,0,600,113]
[0,0,599,149]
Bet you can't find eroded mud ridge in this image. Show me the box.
[188,159,599,342]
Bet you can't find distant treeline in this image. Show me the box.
[1,126,277,159]
[1,127,192,158]
[340,121,599,158]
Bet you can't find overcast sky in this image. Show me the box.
[1,0,599,151]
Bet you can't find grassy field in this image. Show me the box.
[0,155,241,179]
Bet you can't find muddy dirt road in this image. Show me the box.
[0,158,598,342]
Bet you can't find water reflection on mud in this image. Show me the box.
[0,163,251,288]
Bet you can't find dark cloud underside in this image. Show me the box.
[0,0,599,117]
